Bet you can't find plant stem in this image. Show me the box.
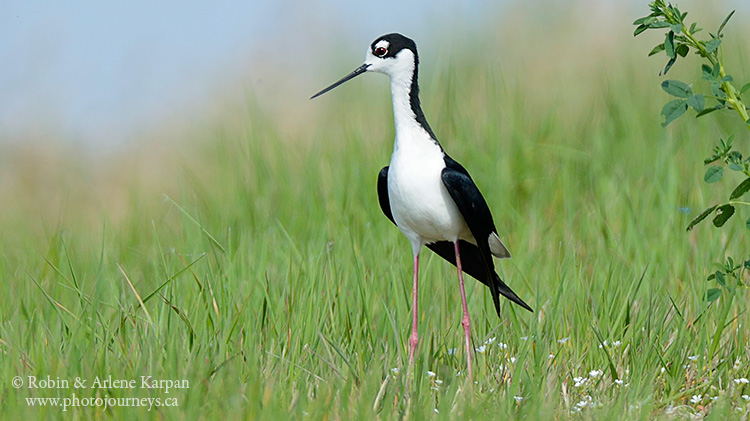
[678,20,750,133]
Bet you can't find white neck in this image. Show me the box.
[389,69,435,154]
[390,71,416,133]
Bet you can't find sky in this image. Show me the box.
[1,0,746,149]
[0,0,502,148]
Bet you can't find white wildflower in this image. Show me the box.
[435,379,443,385]
[475,345,486,354]
[391,367,399,375]
[485,337,496,345]
[448,348,458,355]
[573,377,587,387]
[733,378,749,384]
[687,355,700,361]
[614,379,624,386]
[497,342,508,350]
[427,371,436,378]
[576,396,592,409]
[548,353,555,359]
[434,408,439,414]
[742,395,750,401]
[612,340,622,347]
[520,336,528,341]
[558,337,569,344]
[589,370,603,378]
[690,394,702,404]
[431,386,439,391]
[509,357,517,363]
[514,396,524,402]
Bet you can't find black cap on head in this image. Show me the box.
[370,33,417,59]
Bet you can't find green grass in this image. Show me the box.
[2,10,750,419]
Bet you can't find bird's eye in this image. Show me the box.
[374,47,387,57]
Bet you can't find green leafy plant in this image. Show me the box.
[634,1,750,231]
[634,1,748,356]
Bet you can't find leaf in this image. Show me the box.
[661,57,677,76]
[686,94,705,112]
[661,99,687,126]
[718,10,735,35]
[711,82,727,100]
[729,163,744,172]
[705,38,721,54]
[704,288,721,302]
[747,216,750,231]
[648,44,665,56]
[661,80,692,98]
[676,44,689,57]
[740,83,750,95]
[687,205,718,231]
[704,154,721,164]
[712,204,735,227]
[666,33,678,58]
[729,177,750,200]
[650,21,670,29]
[715,271,726,286]
[704,166,723,183]
[696,106,722,118]
[670,24,682,34]
[701,64,716,81]
[634,25,648,36]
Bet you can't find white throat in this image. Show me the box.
[383,55,436,152]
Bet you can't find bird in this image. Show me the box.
[311,33,532,380]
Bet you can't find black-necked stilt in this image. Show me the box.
[312,33,532,380]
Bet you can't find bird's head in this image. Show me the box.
[311,33,418,99]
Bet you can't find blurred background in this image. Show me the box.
[1,0,748,237]
[7,0,747,148]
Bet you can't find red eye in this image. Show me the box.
[374,47,387,57]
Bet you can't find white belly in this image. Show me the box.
[387,145,472,247]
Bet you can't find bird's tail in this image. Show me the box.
[491,273,533,316]
[425,240,533,317]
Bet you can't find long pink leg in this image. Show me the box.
[408,253,420,366]
[454,241,473,380]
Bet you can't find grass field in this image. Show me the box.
[2,5,750,419]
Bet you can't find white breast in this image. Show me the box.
[387,130,472,248]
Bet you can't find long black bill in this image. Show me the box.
[310,63,370,99]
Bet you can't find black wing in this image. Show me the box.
[378,166,532,316]
[441,157,532,313]
[377,167,395,224]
